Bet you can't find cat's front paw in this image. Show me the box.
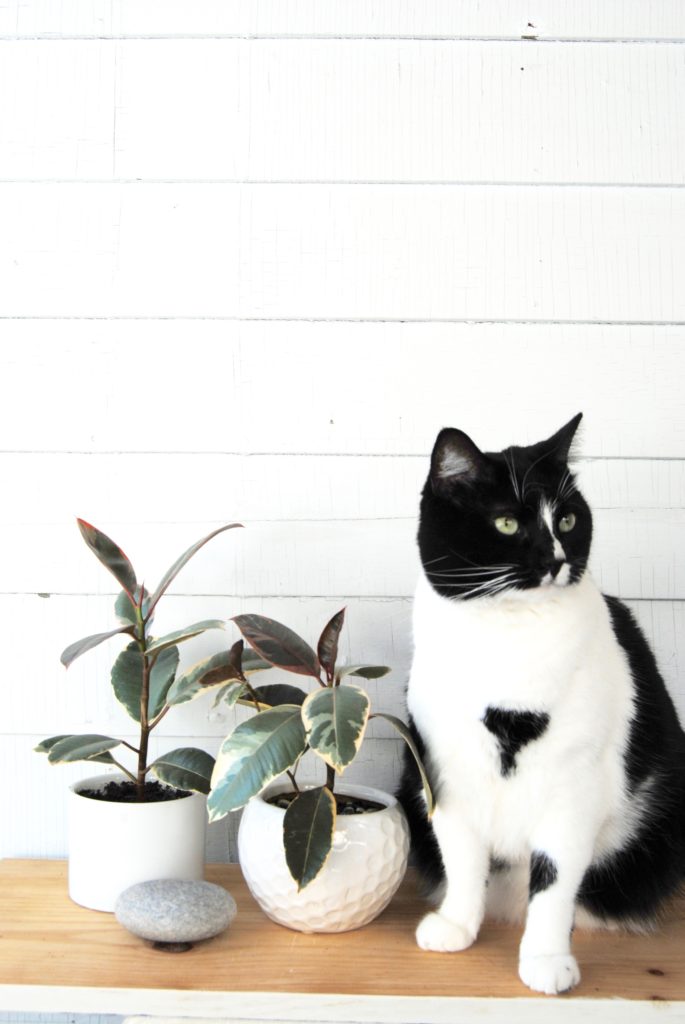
[518,954,581,995]
[416,912,476,953]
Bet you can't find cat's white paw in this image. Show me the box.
[518,953,581,995]
[416,912,476,953]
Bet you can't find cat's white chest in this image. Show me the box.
[406,573,632,856]
[409,572,599,715]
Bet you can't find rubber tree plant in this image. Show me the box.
[208,608,434,890]
[35,519,269,800]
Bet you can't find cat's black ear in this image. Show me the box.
[541,413,583,464]
[430,428,491,496]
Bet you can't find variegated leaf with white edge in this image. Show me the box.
[60,625,134,669]
[208,705,307,820]
[283,785,336,891]
[371,712,435,817]
[144,620,226,657]
[149,747,216,795]
[301,683,370,773]
[46,734,122,764]
[166,646,270,706]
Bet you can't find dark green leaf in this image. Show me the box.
[115,586,152,628]
[207,706,307,820]
[371,712,434,816]
[232,614,321,680]
[60,625,134,668]
[111,646,144,722]
[147,523,243,614]
[284,786,336,890]
[150,747,216,795]
[301,683,370,773]
[47,734,121,764]
[148,645,180,719]
[250,683,308,707]
[317,608,345,681]
[340,664,391,680]
[77,519,137,599]
[111,644,179,721]
[144,620,225,657]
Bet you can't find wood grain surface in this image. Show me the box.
[1,859,682,1004]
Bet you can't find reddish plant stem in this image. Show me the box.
[137,647,150,802]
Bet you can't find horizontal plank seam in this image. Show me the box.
[3,34,685,44]
[3,180,685,189]
[1,317,684,327]
[0,452,682,463]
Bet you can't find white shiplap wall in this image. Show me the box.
[2,2,685,867]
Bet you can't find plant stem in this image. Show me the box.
[109,757,137,784]
[149,704,170,730]
[242,679,263,713]
[137,641,150,803]
[286,770,300,793]
[326,764,336,793]
[119,739,140,754]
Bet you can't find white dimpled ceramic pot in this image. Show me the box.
[69,773,207,912]
[238,782,409,933]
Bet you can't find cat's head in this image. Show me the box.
[418,414,592,600]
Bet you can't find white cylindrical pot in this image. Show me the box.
[238,782,409,933]
[68,774,207,912]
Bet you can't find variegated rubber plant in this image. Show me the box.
[207,609,433,890]
[35,519,270,801]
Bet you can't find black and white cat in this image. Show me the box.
[398,415,685,995]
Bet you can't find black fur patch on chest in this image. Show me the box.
[482,707,550,777]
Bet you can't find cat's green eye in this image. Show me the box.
[494,516,519,536]
[558,513,577,534]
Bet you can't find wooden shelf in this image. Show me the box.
[1,859,683,1023]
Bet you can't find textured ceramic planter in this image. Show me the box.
[238,782,409,933]
[68,773,206,912]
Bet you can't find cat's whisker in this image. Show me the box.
[421,554,450,568]
[461,572,518,598]
[555,469,577,506]
[504,448,523,504]
[521,449,555,502]
[426,566,515,579]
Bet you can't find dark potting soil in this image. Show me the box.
[267,792,385,815]
[77,780,191,803]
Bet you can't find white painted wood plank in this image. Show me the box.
[3,1,685,41]
[1,184,683,320]
[3,594,414,735]
[113,40,685,185]
[6,592,683,736]
[114,40,241,182]
[1,453,683,526]
[5,993,681,1024]
[0,41,114,178]
[114,1,685,41]
[6,511,685,599]
[1,324,683,458]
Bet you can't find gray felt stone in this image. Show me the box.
[115,878,237,943]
